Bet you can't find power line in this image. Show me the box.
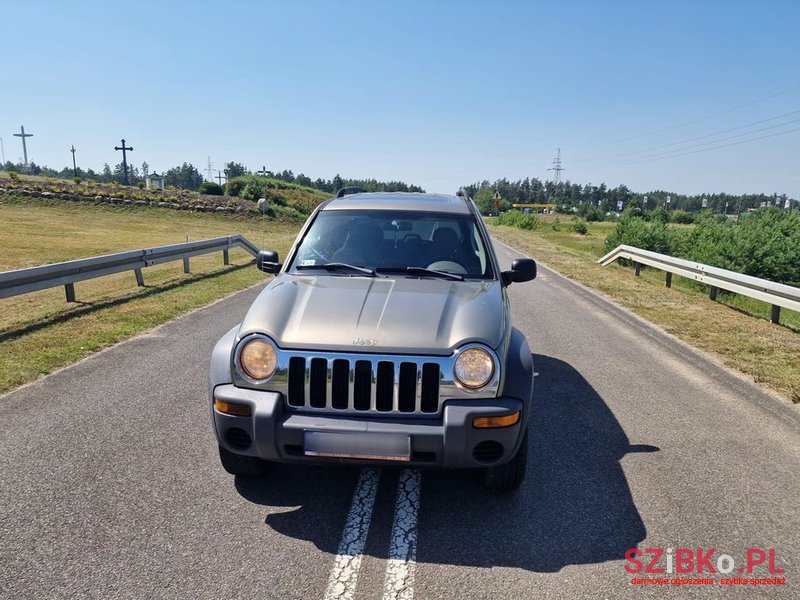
[589,83,800,148]
[615,125,800,166]
[611,117,800,164]
[572,109,800,163]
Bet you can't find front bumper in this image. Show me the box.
[211,384,526,468]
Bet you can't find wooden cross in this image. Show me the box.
[114,138,133,185]
[257,166,268,177]
[70,145,77,178]
[216,170,228,184]
[13,125,33,168]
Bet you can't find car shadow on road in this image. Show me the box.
[418,353,657,572]
[234,353,657,572]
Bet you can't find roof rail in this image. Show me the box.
[335,186,367,198]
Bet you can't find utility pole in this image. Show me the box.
[547,148,565,184]
[216,170,227,185]
[206,156,213,181]
[546,148,565,206]
[13,126,33,170]
[70,145,77,178]
[114,138,134,185]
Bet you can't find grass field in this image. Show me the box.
[489,216,800,403]
[0,195,300,393]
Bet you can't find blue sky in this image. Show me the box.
[1,0,798,196]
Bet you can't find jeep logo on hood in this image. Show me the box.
[353,338,379,346]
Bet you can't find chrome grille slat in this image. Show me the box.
[325,361,333,410]
[392,363,400,412]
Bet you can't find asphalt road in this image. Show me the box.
[1,240,798,600]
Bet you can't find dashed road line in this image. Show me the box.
[323,468,381,600]
[382,469,421,600]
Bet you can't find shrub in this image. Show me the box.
[552,217,562,231]
[9,172,18,180]
[496,209,539,230]
[604,211,679,255]
[270,204,306,221]
[571,218,588,235]
[647,206,670,224]
[199,181,224,196]
[670,209,694,224]
[225,176,248,197]
[683,208,800,286]
[73,177,81,184]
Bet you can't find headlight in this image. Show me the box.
[238,337,277,381]
[454,346,495,390]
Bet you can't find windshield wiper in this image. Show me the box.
[377,267,464,281]
[296,262,377,277]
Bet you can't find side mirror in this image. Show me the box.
[257,250,281,274]
[501,258,536,286]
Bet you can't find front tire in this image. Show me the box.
[483,429,528,492]
[218,445,268,477]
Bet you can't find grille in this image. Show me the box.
[286,356,441,415]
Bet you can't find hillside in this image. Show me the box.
[0,172,329,220]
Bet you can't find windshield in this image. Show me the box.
[288,209,493,279]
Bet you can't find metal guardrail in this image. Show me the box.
[598,244,800,325]
[0,235,261,302]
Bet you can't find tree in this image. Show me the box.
[164,163,202,190]
[141,162,149,178]
[474,187,496,215]
[224,162,248,178]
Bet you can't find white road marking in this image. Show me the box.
[382,469,421,600]
[323,468,381,600]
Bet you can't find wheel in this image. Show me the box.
[483,429,528,492]
[218,445,268,477]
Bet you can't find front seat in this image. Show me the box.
[427,228,480,274]
[331,223,384,266]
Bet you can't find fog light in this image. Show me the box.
[473,412,520,428]
[214,399,252,417]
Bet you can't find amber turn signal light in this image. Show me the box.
[214,399,253,417]
[473,412,520,428]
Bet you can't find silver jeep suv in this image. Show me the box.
[209,192,536,490]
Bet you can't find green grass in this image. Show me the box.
[488,218,800,404]
[0,195,301,393]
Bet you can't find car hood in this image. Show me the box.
[237,274,506,355]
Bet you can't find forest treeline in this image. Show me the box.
[4,159,794,215]
[465,178,794,217]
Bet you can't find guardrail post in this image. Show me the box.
[183,236,191,273]
[65,283,76,302]
[709,286,718,301]
[134,268,145,287]
[634,262,641,277]
[771,305,781,324]
[665,272,673,288]
[223,249,230,265]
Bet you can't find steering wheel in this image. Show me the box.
[427,260,468,275]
